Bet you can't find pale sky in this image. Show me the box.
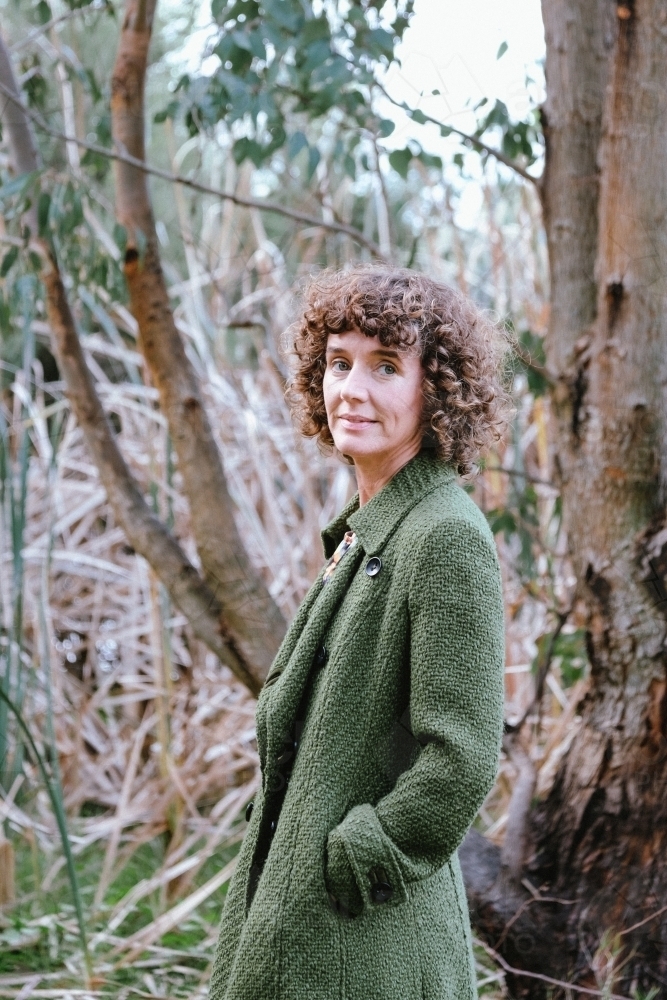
[394,0,545,116]
[384,0,545,146]
[379,0,545,226]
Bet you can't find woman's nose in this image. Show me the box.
[340,363,369,401]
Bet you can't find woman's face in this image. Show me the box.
[322,328,424,468]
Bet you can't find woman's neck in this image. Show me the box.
[353,440,422,506]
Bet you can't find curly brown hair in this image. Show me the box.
[286,264,516,476]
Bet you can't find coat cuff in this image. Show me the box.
[329,803,408,909]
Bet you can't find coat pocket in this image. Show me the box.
[328,802,408,913]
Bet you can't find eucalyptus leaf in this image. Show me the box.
[0,246,19,278]
[388,147,412,179]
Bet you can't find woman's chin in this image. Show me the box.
[333,437,383,464]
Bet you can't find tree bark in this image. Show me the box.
[110,0,286,682]
[462,3,667,994]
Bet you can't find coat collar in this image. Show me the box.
[321,450,457,558]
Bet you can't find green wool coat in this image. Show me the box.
[209,450,506,1000]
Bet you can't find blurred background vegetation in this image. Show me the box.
[0,1,587,996]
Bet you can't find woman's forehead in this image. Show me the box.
[325,328,419,356]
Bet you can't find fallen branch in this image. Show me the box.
[474,936,634,1000]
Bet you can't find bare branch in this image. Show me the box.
[110,0,286,680]
[41,252,262,695]
[482,465,556,488]
[0,81,387,260]
[474,936,634,1000]
[376,81,541,187]
[512,339,556,385]
[0,29,264,696]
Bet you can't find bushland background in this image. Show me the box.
[0,1,665,998]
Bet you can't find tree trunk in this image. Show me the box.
[464,2,667,994]
[110,0,286,681]
[0,30,275,696]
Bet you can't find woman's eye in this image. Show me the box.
[379,363,396,375]
[331,359,349,372]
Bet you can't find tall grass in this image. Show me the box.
[0,686,91,981]
[0,276,36,813]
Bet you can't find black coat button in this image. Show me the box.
[365,556,382,577]
[314,645,328,668]
[269,818,277,835]
[369,880,393,904]
[245,800,254,822]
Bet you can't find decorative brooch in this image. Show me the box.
[322,530,357,585]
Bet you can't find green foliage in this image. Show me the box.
[0,246,19,278]
[549,627,587,688]
[19,53,49,110]
[513,327,549,396]
[487,476,540,581]
[80,111,113,181]
[158,0,415,172]
[474,98,542,167]
[0,686,91,977]
[388,142,442,179]
[0,830,240,989]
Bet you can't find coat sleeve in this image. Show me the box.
[325,518,505,913]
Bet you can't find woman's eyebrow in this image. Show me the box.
[368,347,402,358]
[325,343,403,358]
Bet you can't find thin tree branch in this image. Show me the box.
[474,936,634,1000]
[9,2,110,54]
[482,464,556,488]
[512,339,556,385]
[493,891,576,951]
[376,81,541,187]
[618,902,667,937]
[506,604,573,734]
[0,80,387,260]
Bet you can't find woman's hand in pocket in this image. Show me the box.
[324,827,364,918]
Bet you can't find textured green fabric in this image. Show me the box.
[209,450,506,1000]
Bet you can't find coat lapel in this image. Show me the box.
[347,450,456,554]
[265,536,364,768]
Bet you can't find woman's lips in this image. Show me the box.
[337,414,375,427]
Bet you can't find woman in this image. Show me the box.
[209,265,513,1000]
